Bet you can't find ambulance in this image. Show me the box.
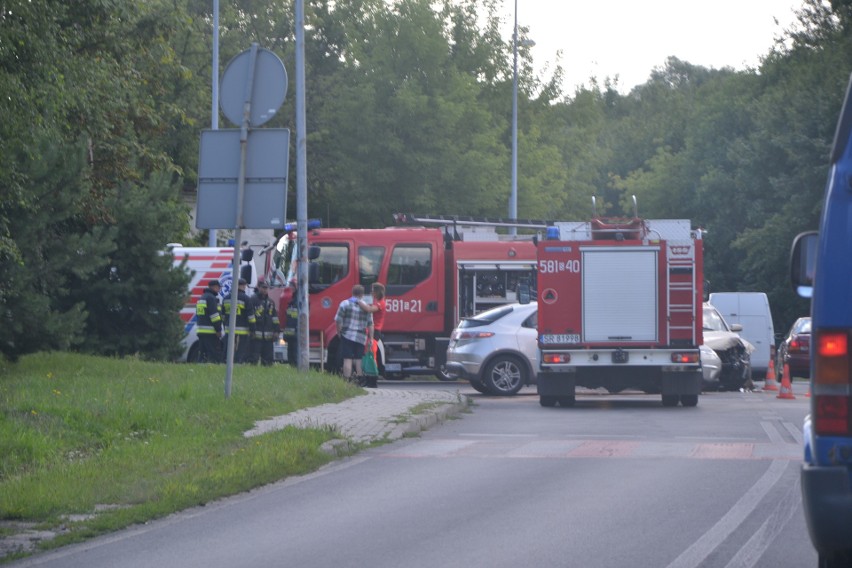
[169,244,257,362]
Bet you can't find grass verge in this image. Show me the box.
[0,352,362,558]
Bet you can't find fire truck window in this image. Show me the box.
[311,244,348,290]
[359,246,385,289]
[387,245,431,287]
[271,235,295,286]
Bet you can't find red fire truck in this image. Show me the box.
[263,216,541,378]
[531,207,704,407]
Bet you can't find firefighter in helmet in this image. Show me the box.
[196,279,224,363]
[250,280,280,365]
[223,278,256,363]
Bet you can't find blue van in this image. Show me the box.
[790,75,852,567]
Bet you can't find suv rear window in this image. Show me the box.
[458,305,514,328]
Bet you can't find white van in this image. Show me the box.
[708,292,775,379]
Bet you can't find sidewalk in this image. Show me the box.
[244,387,470,454]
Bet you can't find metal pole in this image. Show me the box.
[225,43,258,398]
[509,0,519,236]
[295,0,310,372]
[208,0,219,247]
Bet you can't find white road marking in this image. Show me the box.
[782,421,803,445]
[722,478,801,568]
[664,459,789,568]
[761,421,786,445]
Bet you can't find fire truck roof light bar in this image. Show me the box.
[393,213,551,230]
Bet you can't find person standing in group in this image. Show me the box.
[358,282,386,371]
[196,279,224,363]
[334,284,374,382]
[223,278,255,363]
[250,280,279,366]
[358,282,386,343]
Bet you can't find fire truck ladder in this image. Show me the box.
[393,213,550,231]
[666,253,697,345]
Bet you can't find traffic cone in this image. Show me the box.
[776,363,796,400]
[764,358,780,392]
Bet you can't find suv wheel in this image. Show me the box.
[483,355,526,396]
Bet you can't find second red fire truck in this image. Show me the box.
[528,205,704,407]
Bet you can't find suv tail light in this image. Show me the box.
[813,329,852,435]
[456,331,494,341]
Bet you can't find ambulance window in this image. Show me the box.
[359,246,385,289]
[311,244,348,290]
[387,245,431,287]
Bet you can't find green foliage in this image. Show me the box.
[0,0,200,361]
[73,173,191,360]
[0,134,114,361]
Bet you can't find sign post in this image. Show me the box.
[196,43,288,398]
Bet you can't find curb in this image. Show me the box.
[320,397,469,456]
[388,398,470,441]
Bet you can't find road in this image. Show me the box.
[12,381,814,568]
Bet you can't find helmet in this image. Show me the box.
[209,279,221,288]
[238,278,247,286]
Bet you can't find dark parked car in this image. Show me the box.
[776,317,811,380]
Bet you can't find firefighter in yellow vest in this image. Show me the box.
[223,278,255,363]
[250,280,280,365]
[195,279,224,363]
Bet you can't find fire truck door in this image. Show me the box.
[384,243,442,332]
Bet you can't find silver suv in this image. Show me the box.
[445,302,538,396]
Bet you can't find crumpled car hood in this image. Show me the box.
[704,331,755,353]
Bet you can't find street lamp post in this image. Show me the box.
[509,0,533,236]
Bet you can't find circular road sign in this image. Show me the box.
[220,47,287,128]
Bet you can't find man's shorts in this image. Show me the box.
[340,337,365,360]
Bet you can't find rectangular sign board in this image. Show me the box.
[196,128,290,229]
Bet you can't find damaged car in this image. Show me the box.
[702,302,755,391]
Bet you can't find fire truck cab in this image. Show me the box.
[265,218,539,378]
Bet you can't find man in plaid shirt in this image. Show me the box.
[335,284,374,380]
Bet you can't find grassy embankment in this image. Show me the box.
[0,352,362,554]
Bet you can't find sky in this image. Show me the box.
[503,0,805,93]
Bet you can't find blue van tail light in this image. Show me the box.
[813,330,852,436]
[815,330,849,385]
[813,396,849,435]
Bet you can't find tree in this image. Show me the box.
[73,173,190,360]
[0,0,197,361]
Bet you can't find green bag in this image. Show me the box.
[362,351,378,376]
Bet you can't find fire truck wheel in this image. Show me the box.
[558,396,575,407]
[661,394,680,407]
[680,394,698,407]
[539,396,557,407]
[483,356,526,396]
